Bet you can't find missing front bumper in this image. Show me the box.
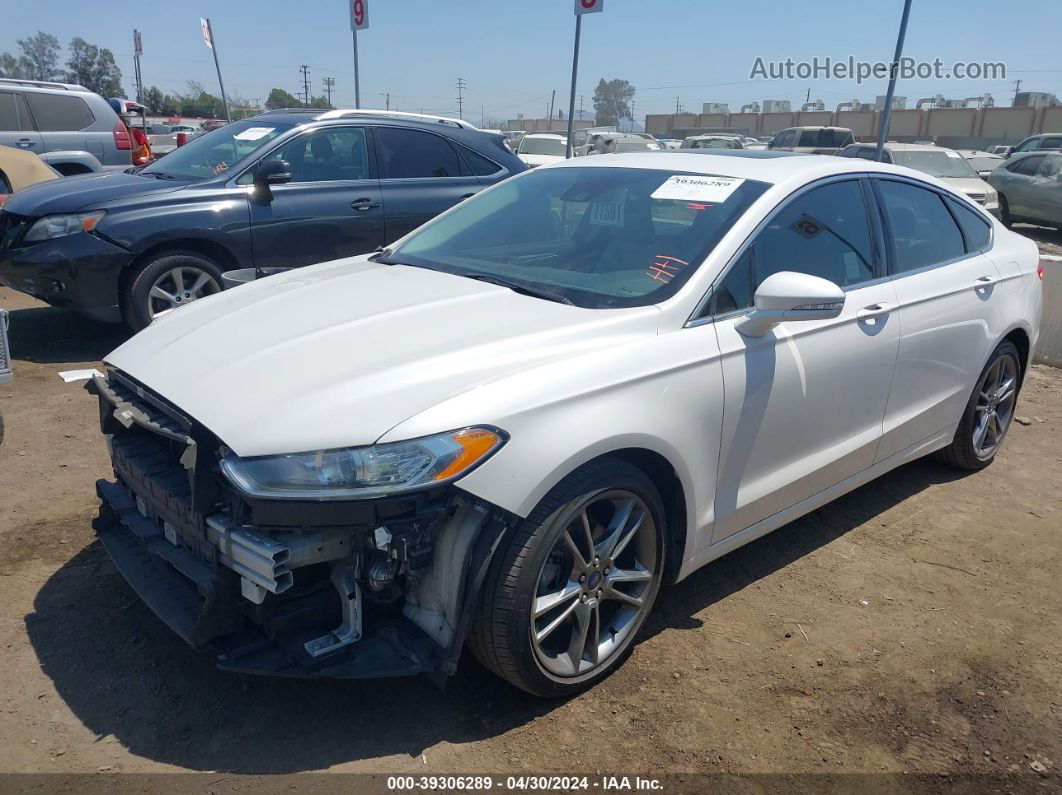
[93,478,443,679]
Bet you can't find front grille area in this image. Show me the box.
[92,369,223,566]
[968,193,987,205]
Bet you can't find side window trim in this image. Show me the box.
[869,175,985,278]
[688,173,884,326]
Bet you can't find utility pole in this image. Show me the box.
[675,96,681,114]
[299,64,311,105]
[548,89,556,127]
[456,77,467,120]
[481,105,485,127]
[630,99,636,132]
[579,94,584,120]
[322,76,335,108]
[1012,79,1022,106]
[377,92,390,110]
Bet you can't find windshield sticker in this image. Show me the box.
[233,126,276,141]
[651,175,744,203]
[646,254,689,284]
[589,200,625,227]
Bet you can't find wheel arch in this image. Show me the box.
[119,238,239,299]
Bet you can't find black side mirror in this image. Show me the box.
[253,159,292,202]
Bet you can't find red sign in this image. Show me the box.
[575,0,603,14]
[350,0,369,30]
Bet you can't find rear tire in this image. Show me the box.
[935,340,1021,471]
[998,195,1013,229]
[121,250,224,333]
[469,458,666,697]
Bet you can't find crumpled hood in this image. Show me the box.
[2,171,185,216]
[105,257,660,457]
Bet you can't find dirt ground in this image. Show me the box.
[1,229,1061,785]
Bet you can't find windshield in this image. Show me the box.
[141,119,293,180]
[893,150,978,178]
[520,137,566,156]
[797,129,853,148]
[388,167,770,309]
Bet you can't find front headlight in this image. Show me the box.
[220,427,507,500]
[985,188,999,204]
[23,211,105,243]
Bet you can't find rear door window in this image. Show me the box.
[877,180,967,273]
[25,93,95,132]
[376,127,462,179]
[1008,155,1045,176]
[1040,136,1062,149]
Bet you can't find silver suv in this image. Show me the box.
[0,78,133,175]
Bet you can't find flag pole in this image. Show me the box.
[205,18,232,122]
[875,0,914,161]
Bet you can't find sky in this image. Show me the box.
[3,0,1062,124]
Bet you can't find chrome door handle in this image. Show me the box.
[857,302,892,320]
[350,198,379,211]
[16,138,34,148]
[974,275,998,288]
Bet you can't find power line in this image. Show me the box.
[299,64,311,104]
[456,77,467,120]
[322,76,335,108]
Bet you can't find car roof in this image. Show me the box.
[525,133,565,139]
[545,149,950,186]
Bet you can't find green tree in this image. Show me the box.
[0,52,33,79]
[592,78,635,127]
[65,37,124,97]
[142,86,166,114]
[265,87,302,109]
[15,32,61,81]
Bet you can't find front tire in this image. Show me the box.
[121,250,224,332]
[469,458,666,697]
[936,340,1021,470]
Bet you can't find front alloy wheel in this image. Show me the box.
[470,458,666,697]
[148,265,220,320]
[531,491,658,678]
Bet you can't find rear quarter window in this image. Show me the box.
[25,93,95,132]
[947,197,992,252]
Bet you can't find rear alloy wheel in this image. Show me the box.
[469,458,666,697]
[998,195,1013,228]
[936,340,1021,470]
[122,250,224,332]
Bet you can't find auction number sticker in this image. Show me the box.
[588,200,624,226]
[651,174,744,203]
[233,126,276,141]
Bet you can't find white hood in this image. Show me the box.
[519,153,566,168]
[105,257,660,457]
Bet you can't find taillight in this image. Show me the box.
[113,120,131,151]
[1037,260,1046,280]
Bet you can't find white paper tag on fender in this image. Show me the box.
[651,175,744,203]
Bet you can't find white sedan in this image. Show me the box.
[92,152,1042,696]
[516,133,568,167]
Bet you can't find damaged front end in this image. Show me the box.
[88,368,514,682]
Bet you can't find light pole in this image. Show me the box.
[377,92,390,110]
[875,0,914,161]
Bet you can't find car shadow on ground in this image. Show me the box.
[7,305,128,364]
[25,458,966,773]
